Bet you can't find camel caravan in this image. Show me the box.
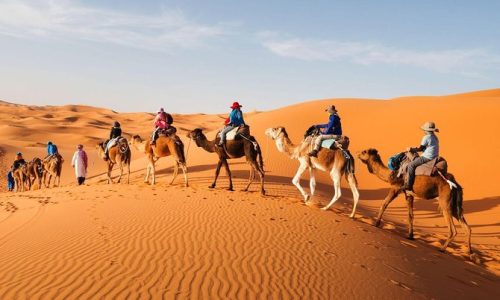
[6,102,474,259]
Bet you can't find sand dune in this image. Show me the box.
[0,90,499,298]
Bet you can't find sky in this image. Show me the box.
[0,0,499,113]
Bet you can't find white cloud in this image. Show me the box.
[259,32,500,74]
[0,0,224,50]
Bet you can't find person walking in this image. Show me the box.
[71,144,88,185]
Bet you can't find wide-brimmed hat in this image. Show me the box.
[230,102,242,109]
[158,108,165,113]
[421,121,439,132]
[16,152,22,156]
[325,105,337,113]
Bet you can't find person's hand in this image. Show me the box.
[406,147,412,152]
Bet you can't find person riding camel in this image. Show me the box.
[104,121,122,160]
[401,121,440,192]
[308,105,342,157]
[11,152,26,171]
[150,108,171,145]
[218,101,245,146]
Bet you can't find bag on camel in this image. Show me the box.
[388,152,406,171]
[165,113,174,125]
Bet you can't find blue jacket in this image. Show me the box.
[48,144,58,155]
[7,171,14,190]
[229,109,245,126]
[316,113,342,135]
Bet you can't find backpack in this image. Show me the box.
[165,113,174,125]
[388,152,406,171]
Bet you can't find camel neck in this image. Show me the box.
[198,136,216,153]
[276,135,297,157]
[368,157,392,183]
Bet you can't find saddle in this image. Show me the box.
[321,136,350,150]
[218,125,250,141]
[397,152,448,178]
[158,126,177,137]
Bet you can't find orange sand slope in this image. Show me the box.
[0,89,499,298]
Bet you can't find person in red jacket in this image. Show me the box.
[151,108,169,145]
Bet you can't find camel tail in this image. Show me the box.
[449,174,464,219]
[254,138,264,172]
[343,149,355,175]
[176,139,186,164]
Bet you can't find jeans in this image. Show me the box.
[313,134,341,150]
[219,125,236,144]
[77,177,85,185]
[406,156,431,189]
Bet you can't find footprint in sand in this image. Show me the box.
[389,279,413,292]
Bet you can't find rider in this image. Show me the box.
[401,121,440,192]
[104,121,122,160]
[218,101,245,146]
[308,105,342,157]
[11,152,26,171]
[151,108,169,145]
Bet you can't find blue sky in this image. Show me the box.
[0,0,499,113]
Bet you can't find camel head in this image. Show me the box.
[187,128,207,147]
[265,127,291,154]
[96,142,107,159]
[357,148,380,163]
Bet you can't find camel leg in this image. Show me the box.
[347,173,360,218]
[322,168,342,211]
[440,201,458,252]
[127,162,131,184]
[222,159,234,191]
[170,162,179,185]
[458,215,472,255]
[404,195,415,239]
[117,161,123,183]
[150,161,156,185]
[375,188,400,227]
[256,163,265,195]
[107,163,114,184]
[209,160,223,189]
[180,163,188,187]
[309,168,316,197]
[243,166,255,192]
[144,163,150,183]
[292,160,310,202]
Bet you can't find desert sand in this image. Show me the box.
[0,89,499,298]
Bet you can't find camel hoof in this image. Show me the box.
[304,195,311,202]
[261,190,266,196]
[374,220,381,227]
[228,188,234,192]
[469,253,481,264]
[349,214,355,219]
[321,207,329,211]
[439,248,446,253]
[407,235,414,240]
[208,185,215,189]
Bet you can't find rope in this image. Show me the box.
[239,134,259,151]
[185,138,192,162]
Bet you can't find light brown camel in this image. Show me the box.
[357,148,472,255]
[265,127,360,217]
[131,134,188,186]
[187,128,265,195]
[25,157,43,190]
[43,155,63,188]
[12,163,29,192]
[96,138,131,184]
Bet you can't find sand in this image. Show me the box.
[0,89,499,298]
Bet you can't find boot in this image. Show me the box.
[308,149,319,157]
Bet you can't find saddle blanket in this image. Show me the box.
[398,155,448,178]
[321,139,336,149]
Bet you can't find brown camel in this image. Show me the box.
[357,148,472,256]
[43,155,63,188]
[187,128,265,195]
[131,134,188,186]
[96,138,131,184]
[265,127,359,217]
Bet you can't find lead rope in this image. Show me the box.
[239,134,259,151]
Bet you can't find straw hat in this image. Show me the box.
[421,121,439,132]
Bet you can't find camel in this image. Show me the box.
[131,134,188,186]
[265,127,360,217]
[12,163,29,192]
[43,155,63,188]
[187,128,265,195]
[96,138,131,184]
[25,158,44,190]
[357,148,471,255]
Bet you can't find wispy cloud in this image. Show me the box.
[0,0,224,51]
[259,32,500,74]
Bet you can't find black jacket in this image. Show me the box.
[12,159,26,170]
[110,127,122,139]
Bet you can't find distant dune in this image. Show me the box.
[0,89,499,298]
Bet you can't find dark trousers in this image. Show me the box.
[406,156,431,189]
[77,177,86,185]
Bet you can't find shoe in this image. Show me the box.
[308,149,319,157]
